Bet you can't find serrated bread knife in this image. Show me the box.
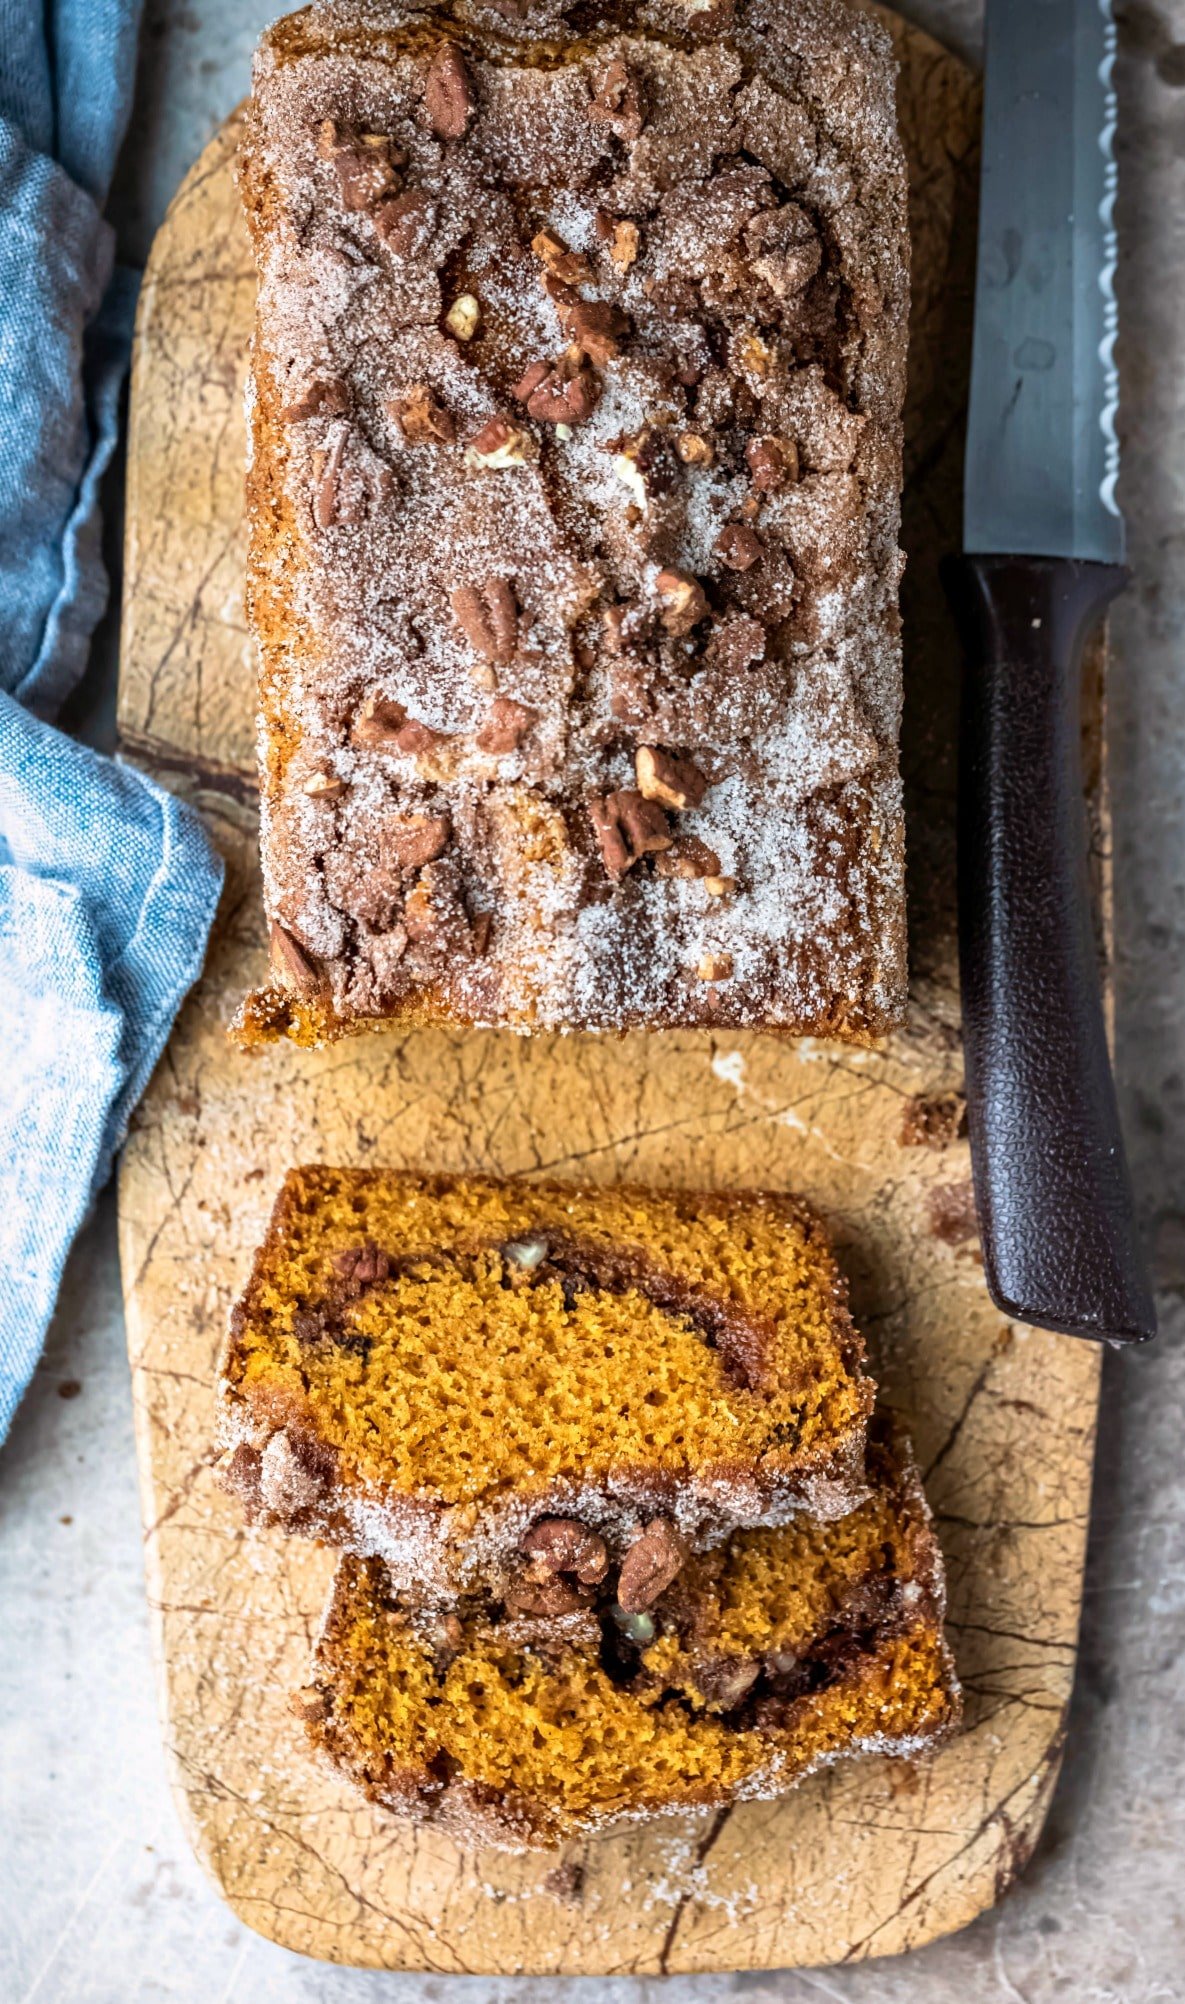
[944,0,1156,1341]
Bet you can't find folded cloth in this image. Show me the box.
[0,1,224,1440]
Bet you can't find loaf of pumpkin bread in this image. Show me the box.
[233,0,910,1045]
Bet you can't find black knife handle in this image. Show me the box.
[944,553,1155,1344]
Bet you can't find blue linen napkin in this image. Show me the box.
[0,0,224,1441]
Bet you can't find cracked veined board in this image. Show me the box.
[116,8,1106,1975]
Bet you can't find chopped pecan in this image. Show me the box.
[392,384,455,445]
[333,1243,392,1286]
[477,695,536,752]
[747,434,798,492]
[616,1518,689,1612]
[521,1518,610,1585]
[589,208,641,270]
[587,55,644,141]
[269,921,322,996]
[280,379,350,423]
[654,835,724,881]
[715,524,764,571]
[424,41,473,140]
[676,430,714,467]
[608,218,640,271]
[352,692,410,749]
[531,227,591,287]
[467,415,533,466]
[385,813,452,871]
[693,1654,761,1709]
[503,1571,593,1618]
[444,292,480,341]
[611,425,669,513]
[373,187,436,255]
[450,578,518,663]
[615,797,667,857]
[514,353,600,426]
[403,860,467,946]
[390,717,448,755]
[333,141,401,213]
[302,770,345,799]
[560,297,631,366]
[697,951,734,983]
[635,745,709,812]
[470,910,493,957]
[588,789,672,878]
[655,568,709,636]
[512,360,551,404]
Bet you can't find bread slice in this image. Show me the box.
[298,1423,959,1850]
[218,1167,874,1596]
[233,0,909,1045]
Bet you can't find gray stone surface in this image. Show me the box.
[3,2,1184,1999]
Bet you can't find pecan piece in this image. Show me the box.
[616,1518,689,1612]
[560,297,631,366]
[676,430,714,467]
[467,415,533,466]
[654,835,724,881]
[470,910,494,957]
[269,921,322,996]
[424,41,473,140]
[333,1243,392,1286]
[588,789,672,879]
[514,354,600,426]
[331,138,401,212]
[373,187,436,255]
[531,227,591,287]
[504,1571,593,1618]
[521,1518,610,1585]
[635,746,709,812]
[692,1654,761,1710]
[747,434,798,492]
[587,56,644,141]
[715,524,764,571]
[696,951,734,983]
[477,695,536,752]
[655,568,709,636]
[352,692,410,749]
[281,379,350,423]
[385,813,452,871]
[302,769,345,799]
[393,384,455,445]
[444,292,480,341]
[451,578,518,663]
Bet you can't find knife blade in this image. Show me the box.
[944,0,1156,1343]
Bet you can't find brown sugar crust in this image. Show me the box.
[232,0,909,1044]
[217,1167,875,1595]
[302,1422,960,1850]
